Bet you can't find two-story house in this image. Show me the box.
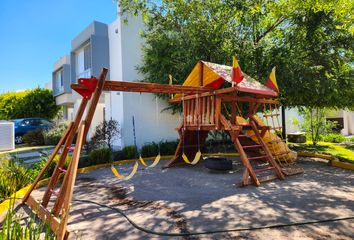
[52,12,179,149]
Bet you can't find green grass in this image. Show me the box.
[289,141,354,162]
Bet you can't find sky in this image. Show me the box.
[0,0,117,93]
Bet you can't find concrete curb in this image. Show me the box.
[331,160,354,171]
[298,151,354,171]
[297,152,336,161]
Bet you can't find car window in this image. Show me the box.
[22,120,30,126]
[12,120,22,126]
[40,119,52,126]
[30,119,41,126]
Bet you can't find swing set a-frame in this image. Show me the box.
[21,60,303,240]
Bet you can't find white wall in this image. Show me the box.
[107,14,180,149]
[53,55,70,71]
[73,99,104,140]
[341,110,354,135]
[104,91,124,149]
[283,108,354,136]
[122,93,180,149]
[284,107,303,133]
[348,111,354,135]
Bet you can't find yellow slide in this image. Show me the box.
[236,116,297,163]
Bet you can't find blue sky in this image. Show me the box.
[0,0,117,93]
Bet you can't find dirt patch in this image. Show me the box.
[108,186,197,240]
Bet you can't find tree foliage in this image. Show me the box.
[88,120,121,151]
[119,0,354,109]
[0,88,60,120]
[299,107,335,145]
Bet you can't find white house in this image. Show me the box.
[52,9,179,149]
[283,108,354,136]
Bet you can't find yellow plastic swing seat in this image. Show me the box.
[182,151,202,165]
[111,161,139,180]
[139,154,161,168]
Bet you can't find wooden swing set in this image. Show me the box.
[21,60,303,239]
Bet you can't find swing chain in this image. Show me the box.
[196,93,200,151]
[182,93,186,154]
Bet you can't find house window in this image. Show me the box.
[55,69,64,92]
[84,45,91,70]
[76,43,91,79]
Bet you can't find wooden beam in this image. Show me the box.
[26,196,64,237]
[215,97,222,129]
[199,61,204,86]
[83,68,108,141]
[41,97,89,207]
[170,91,278,104]
[221,95,279,104]
[57,122,86,240]
[22,122,74,204]
[72,81,214,95]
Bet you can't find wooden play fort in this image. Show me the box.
[22,60,303,239]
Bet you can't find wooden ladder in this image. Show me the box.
[220,113,284,186]
[21,69,108,240]
[236,119,285,186]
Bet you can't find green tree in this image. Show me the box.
[0,88,60,120]
[300,107,335,145]
[0,91,27,120]
[118,0,354,109]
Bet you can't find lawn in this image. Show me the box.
[289,141,354,162]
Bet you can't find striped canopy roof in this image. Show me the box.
[182,61,278,97]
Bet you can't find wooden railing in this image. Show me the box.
[184,95,221,129]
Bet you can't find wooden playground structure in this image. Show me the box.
[22,61,303,239]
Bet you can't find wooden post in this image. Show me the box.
[83,68,108,142]
[41,98,89,207]
[22,122,73,204]
[206,97,210,124]
[211,95,215,124]
[231,100,236,124]
[57,122,85,240]
[215,97,221,129]
[199,61,203,87]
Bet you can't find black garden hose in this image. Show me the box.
[73,199,354,237]
[3,197,354,237]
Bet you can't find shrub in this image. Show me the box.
[113,150,125,161]
[159,140,178,155]
[1,202,55,239]
[43,122,69,145]
[0,88,60,120]
[321,133,346,143]
[23,129,45,146]
[122,145,137,159]
[87,147,113,166]
[88,120,120,151]
[0,158,33,202]
[141,142,159,157]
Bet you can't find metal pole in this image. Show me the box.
[281,106,286,141]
